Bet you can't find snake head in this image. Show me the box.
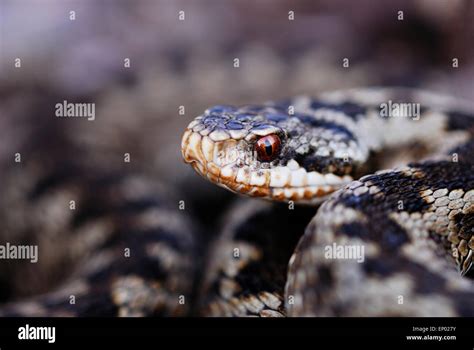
[182,100,362,203]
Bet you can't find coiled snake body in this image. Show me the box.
[182,88,474,316]
[1,88,473,317]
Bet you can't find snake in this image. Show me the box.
[1,87,473,317]
[181,87,474,317]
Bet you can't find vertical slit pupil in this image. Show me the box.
[256,134,280,161]
[265,141,273,155]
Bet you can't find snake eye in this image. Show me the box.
[256,134,281,162]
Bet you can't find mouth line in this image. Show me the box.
[187,157,344,202]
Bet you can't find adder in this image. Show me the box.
[0,87,472,317]
[182,87,474,316]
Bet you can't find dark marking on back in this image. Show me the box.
[294,153,355,176]
[292,113,356,140]
[310,100,367,120]
[339,219,409,253]
[446,111,474,132]
[448,140,474,165]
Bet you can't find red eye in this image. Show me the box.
[256,134,281,162]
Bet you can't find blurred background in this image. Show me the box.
[0,0,473,305]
